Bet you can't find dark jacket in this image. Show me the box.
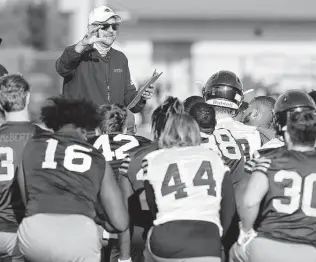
[0,64,8,77]
[55,45,146,113]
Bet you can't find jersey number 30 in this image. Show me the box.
[161,161,217,199]
[273,170,316,217]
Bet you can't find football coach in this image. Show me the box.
[56,6,154,113]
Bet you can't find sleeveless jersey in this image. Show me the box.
[141,146,229,236]
[216,117,261,161]
[200,128,244,186]
[260,137,284,150]
[0,121,41,232]
[118,142,158,229]
[250,147,316,247]
[120,142,158,192]
[23,130,106,219]
[89,134,151,180]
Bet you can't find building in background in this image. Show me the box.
[2,0,316,109]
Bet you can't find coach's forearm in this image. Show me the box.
[75,40,88,53]
[56,44,85,77]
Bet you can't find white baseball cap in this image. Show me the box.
[88,6,122,25]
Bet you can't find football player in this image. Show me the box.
[242,96,276,145]
[17,97,128,262]
[141,113,236,262]
[117,96,184,262]
[88,103,151,262]
[189,102,243,261]
[253,90,316,152]
[183,95,205,113]
[234,90,316,262]
[189,102,244,186]
[0,74,44,262]
[89,103,151,181]
[308,90,316,104]
[202,70,262,161]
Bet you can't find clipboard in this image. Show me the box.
[127,70,163,110]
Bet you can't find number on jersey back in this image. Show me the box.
[90,134,152,180]
[250,148,316,245]
[215,120,261,161]
[23,131,106,218]
[201,128,242,160]
[0,122,43,230]
[201,128,245,185]
[140,146,229,235]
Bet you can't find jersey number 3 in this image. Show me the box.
[161,161,217,200]
[0,147,14,181]
[273,170,316,217]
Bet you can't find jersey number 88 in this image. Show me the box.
[201,129,242,160]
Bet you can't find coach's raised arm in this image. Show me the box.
[55,6,154,113]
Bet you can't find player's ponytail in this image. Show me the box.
[287,110,316,146]
[159,113,201,149]
[151,96,184,140]
[99,103,127,134]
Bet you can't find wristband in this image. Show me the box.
[118,258,132,262]
[237,228,257,246]
[102,230,110,240]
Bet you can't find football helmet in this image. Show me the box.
[273,89,316,135]
[202,70,244,110]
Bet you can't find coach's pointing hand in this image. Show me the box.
[75,25,108,53]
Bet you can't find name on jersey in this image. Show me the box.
[0,132,33,143]
[206,99,238,109]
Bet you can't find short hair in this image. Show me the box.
[287,110,316,147]
[183,96,205,113]
[159,113,201,149]
[151,96,184,139]
[41,96,102,132]
[99,103,127,134]
[189,102,216,132]
[250,96,276,110]
[0,73,30,112]
[308,90,316,104]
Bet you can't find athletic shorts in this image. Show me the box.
[0,231,23,262]
[144,227,221,262]
[17,214,102,262]
[239,236,316,262]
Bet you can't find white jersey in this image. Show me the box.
[260,137,284,150]
[141,146,229,236]
[216,117,261,161]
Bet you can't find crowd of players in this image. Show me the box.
[0,70,315,262]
